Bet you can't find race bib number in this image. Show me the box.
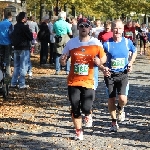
[111,58,125,69]
[74,64,89,75]
[125,31,133,37]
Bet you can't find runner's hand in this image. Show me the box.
[127,63,133,72]
[94,56,101,66]
[102,67,111,77]
[61,54,68,61]
[60,54,68,65]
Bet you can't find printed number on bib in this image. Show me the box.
[111,58,125,69]
[74,64,89,75]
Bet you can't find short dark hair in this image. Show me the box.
[16,12,26,22]
[4,12,12,19]
[104,20,112,27]
[66,17,71,23]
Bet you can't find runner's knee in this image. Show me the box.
[71,110,81,118]
[81,104,92,115]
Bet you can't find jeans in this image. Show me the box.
[0,44,12,76]
[55,53,70,73]
[27,53,32,76]
[11,50,29,87]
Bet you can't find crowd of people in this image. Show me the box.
[0,10,149,140]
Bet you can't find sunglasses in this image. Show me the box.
[78,24,90,28]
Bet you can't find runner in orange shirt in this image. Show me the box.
[60,18,106,140]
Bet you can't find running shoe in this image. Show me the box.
[74,129,83,140]
[84,114,93,127]
[28,75,33,79]
[109,122,119,132]
[19,85,30,89]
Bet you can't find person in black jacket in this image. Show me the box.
[37,21,50,65]
[11,12,33,89]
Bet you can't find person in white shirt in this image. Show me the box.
[71,17,79,38]
[48,17,56,64]
[92,19,104,38]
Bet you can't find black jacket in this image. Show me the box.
[14,22,33,50]
[37,22,50,43]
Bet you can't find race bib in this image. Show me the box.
[125,31,133,37]
[74,64,89,75]
[111,58,125,69]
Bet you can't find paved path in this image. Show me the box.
[0,54,150,150]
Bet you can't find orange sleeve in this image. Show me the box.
[98,46,106,58]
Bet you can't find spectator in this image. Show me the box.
[0,12,13,77]
[48,17,56,64]
[53,11,72,75]
[71,17,79,38]
[27,16,39,33]
[27,16,39,54]
[26,16,38,79]
[11,12,33,88]
[37,20,50,65]
[42,15,49,25]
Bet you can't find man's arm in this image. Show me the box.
[128,49,137,65]
[127,37,137,72]
[24,25,33,41]
[99,63,111,77]
[128,49,137,72]
[94,54,107,69]
[100,55,107,66]
[59,54,68,66]
[98,44,111,76]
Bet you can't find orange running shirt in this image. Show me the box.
[62,37,106,89]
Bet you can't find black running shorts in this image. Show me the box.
[68,86,95,117]
[104,71,129,98]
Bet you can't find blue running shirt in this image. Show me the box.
[103,37,136,72]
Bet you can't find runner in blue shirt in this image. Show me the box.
[100,19,137,132]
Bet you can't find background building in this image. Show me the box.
[0,0,21,20]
